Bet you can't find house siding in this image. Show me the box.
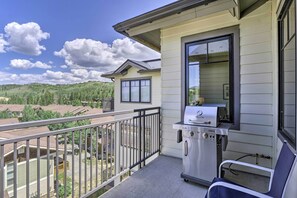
[160,2,276,170]
[114,67,161,112]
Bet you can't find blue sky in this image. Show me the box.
[0,0,174,84]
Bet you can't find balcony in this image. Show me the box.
[0,107,269,198]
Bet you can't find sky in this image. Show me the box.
[0,0,175,84]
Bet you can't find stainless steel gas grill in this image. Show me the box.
[173,106,230,186]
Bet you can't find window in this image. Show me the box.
[184,30,240,128]
[186,36,232,122]
[6,162,14,187]
[279,0,296,148]
[121,79,151,103]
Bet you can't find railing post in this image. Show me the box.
[158,107,161,154]
[114,122,121,186]
[143,110,146,167]
[138,111,142,169]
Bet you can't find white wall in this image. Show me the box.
[159,1,276,171]
[114,67,161,112]
[5,158,54,197]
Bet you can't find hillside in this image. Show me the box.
[0,82,114,107]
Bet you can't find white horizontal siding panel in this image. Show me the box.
[162,73,181,81]
[161,147,182,158]
[241,52,272,65]
[162,57,181,66]
[161,65,181,73]
[162,88,181,95]
[162,117,180,125]
[223,151,272,169]
[241,104,273,115]
[162,139,182,150]
[228,131,273,146]
[162,109,181,118]
[241,94,273,104]
[240,14,271,37]
[161,102,182,111]
[227,141,272,156]
[240,31,272,46]
[162,80,182,88]
[239,124,274,136]
[240,42,272,55]
[241,84,273,94]
[162,95,181,103]
[241,63,273,74]
[241,73,272,84]
[241,114,273,126]
[162,131,178,141]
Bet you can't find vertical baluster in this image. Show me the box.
[0,144,4,198]
[90,128,93,190]
[37,138,40,198]
[71,131,75,198]
[110,123,114,178]
[100,126,103,184]
[26,140,30,198]
[79,131,82,197]
[113,123,117,176]
[121,121,124,170]
[118,121,124,172]
[158,108,161,152]
[84,129,87,194]
[150,115,152,155]
[47,136,50,198]
[96,127,98,187]
[55,136,59,198]
[153,115,157,152]
[63,133,67,198]
[106,124,108,180]
[132,118,135,167]
[129,119,131,168]
[125,120,128,169]
[13,142,17,198]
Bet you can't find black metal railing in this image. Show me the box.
[0,107,161,198]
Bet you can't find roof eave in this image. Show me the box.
[113,0,216,33]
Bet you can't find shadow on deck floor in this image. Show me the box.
[101,155,269,198]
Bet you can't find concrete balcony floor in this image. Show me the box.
[101,155,269,198]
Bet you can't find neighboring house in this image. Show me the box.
[113,0,297,197]
[0,119,59,198]
[102,59,161,112]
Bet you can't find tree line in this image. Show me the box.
[0,82,114,108]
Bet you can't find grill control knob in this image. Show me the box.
[190,131,194,136]
[202,133,208,139]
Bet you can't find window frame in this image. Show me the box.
[278,0,297,149]
[120,78,152,103]
[181,26,240,130]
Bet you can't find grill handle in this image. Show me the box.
[189,120,211,125]
[184,140,188,156]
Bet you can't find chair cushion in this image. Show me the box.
[205,177,259,198]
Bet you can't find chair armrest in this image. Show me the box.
[219,160,274,178]
[207,181,273,198]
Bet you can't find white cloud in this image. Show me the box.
[0,69,110,85]
[54,38,160,71]
[4,22,50,55]
[0,34,8,53]
[10,59,52,69]
[60,65,68,69]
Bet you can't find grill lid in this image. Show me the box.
[184,106,219,127]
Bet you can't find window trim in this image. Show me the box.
[181,26,240,130]
[120,78,152,103]
[278,0,297,150]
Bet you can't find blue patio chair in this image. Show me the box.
[206,141,296,198]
